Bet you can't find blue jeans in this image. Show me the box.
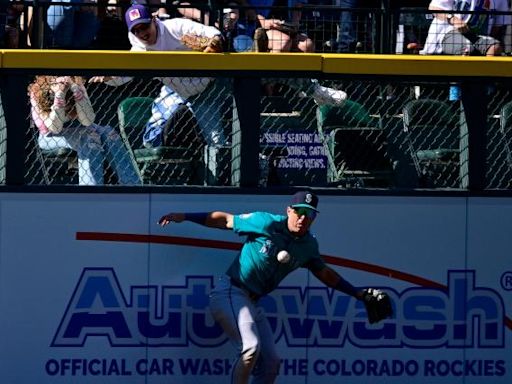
[144,81,226,147]
[337,0,359,53]
[46,1,99,48]
[39,124,140,185]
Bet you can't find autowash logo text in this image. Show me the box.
[52,268,505,349]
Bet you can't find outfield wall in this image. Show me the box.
[0,192,510,383]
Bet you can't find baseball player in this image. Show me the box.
[158,190,392,383]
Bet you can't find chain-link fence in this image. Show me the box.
[15,74,512,189]
[0,93,6,184]
[2,2,512,189]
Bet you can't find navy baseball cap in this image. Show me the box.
[290,191,319,212]
[125,4,152,32]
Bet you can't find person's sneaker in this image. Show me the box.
[312,84,348,106]
[252,28,269,52]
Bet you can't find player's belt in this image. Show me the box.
[230,278,261,301]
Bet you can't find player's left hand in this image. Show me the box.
[361,288,393,324]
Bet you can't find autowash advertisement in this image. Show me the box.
[0,193,510,383]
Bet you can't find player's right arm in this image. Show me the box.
[158,211,234,229]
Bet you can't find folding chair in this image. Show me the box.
[317,100,393,188]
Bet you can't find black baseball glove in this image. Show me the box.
[361,288,393,324]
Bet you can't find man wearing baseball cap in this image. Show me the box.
[89,3,226,149]
[290,190,319,211]
[158,190,391,383]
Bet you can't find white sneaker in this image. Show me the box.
[312,84,348,106]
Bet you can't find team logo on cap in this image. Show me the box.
[128,8,142,21]
[305,193,313,204]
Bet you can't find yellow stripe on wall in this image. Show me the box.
[1,50,512,77]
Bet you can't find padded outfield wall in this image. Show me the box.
[0,192,510,383]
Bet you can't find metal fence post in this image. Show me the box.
[460,81,487,190]
[2,74,30,185]
[231,77,261,187]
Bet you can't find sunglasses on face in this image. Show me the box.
[132,22,151,35]
[293,207,317,220]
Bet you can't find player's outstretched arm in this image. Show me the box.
[158,211,234,229]
[312,265,364,300]
[313,265,393,324]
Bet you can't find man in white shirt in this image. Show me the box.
[421,0,510,56]
[125,4,226,147]
[92,3,226,148]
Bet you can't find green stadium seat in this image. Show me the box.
[317,100,394,188]
[402,98,460,188]
[317,100,378,128]
[117,96,205,185]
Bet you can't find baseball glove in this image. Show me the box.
[181,34,223,53]
[361,288,393,324]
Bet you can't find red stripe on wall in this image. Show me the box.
[76,231,512,331]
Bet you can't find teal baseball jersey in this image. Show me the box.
[226,211,325,296]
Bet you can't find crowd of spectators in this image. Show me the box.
[3,1,511,53]
[0,1,433,52]
[4,0,510,185]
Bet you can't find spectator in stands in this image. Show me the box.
[92,0,132,50]
[153,1,348,103]
[90,3,227,148]
[336,0,361,53]
[1,1,24,48]
[45,0,101,48]
[170,0,212,21]
[421,0,510,56]
[242,0,315,52]
[165,1,255,52]
[219,1,261,52]
[28,75,141,185]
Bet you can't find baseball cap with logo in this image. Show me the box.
[290,191,319,212]
[125,4,152,32]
